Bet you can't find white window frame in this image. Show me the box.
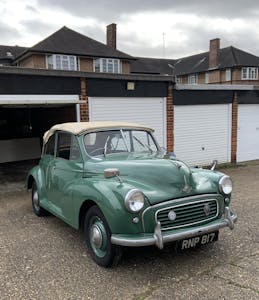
[188,74,198,84]
[225,69,231,81]
[205,72,209,84]
[94,58,121,73]
[46,54,78,71]
[241,67,258,80]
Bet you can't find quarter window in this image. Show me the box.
[46,54,77,71]
[241,67,258,80]
[94,58,121,73]
[45,135,55,156]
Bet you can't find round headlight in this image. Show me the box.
[219,176,232,195]
[125,189,145,213]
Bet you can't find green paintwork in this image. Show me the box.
[27,130,231,237]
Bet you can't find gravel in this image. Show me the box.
[0,161,258,299]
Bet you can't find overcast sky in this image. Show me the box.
[1,0,259,59]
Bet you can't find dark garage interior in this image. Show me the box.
[0,105,76,164]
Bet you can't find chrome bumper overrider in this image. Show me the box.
[111,207,237,249]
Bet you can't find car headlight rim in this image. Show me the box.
[219,175,232,195]
[125,189,145,213]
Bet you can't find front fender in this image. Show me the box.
[26,165,46,199]
[73,177,148,234]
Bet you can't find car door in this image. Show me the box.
[39,133,56,205]
[47,132,83,224]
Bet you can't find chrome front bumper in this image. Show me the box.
[111,207,237,249]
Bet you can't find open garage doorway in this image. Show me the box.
[0,105,77,164]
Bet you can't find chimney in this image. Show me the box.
[106,23,117,49]
[209,38,220,69]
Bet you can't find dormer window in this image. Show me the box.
[46,54,77,71]
[6,51,13,57]
[94,58,121,73]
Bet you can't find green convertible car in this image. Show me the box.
[27,121,237,267]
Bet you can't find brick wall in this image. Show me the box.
[20,54,46,68]
[79,58,93,72]
[166,83,174,152]
[121,61,130,74]
[79,78,89,121]
[198,73,205,84]
[209,70,220,83]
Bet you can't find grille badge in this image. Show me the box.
[204,203,211,216]
[168,210,177,221]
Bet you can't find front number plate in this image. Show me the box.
[178,231,219,250]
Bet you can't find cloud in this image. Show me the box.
[25,5,39,14]
[20,19,53,36]
[1,0,259,58]
[0,21,21,44]
[36,0,259,20]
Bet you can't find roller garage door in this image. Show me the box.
[237,104,259,162]
[174,104,232,166]
[89,97,166,147]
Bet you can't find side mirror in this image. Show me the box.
[104,168,120,178]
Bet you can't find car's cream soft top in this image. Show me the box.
[43,121,154,144]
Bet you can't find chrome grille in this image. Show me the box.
[156,199,218,230]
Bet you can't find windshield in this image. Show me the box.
[84,129,159,157]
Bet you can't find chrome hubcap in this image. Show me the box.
[91,224,103,249]
[89,217,108,258]
[33,191,40,210]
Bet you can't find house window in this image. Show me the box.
[94,58,121,73]
[241,67,258,80]
[188,74,198,84]
[205,72,209,83]
[225,69,231,81]
[46,54,77,71]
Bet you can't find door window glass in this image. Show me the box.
[56,132,71,160]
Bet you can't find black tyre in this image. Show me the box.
[31,182,49,217]
[84,205,122,267]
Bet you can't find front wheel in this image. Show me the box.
[84,206,122,267]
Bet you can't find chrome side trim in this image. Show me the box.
[111,207,237,248]
[141,194,220,232]
[155,199,219,231]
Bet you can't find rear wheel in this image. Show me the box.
[31,182,49,217]
[84,205,122,267]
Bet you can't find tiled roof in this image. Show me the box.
[129,57,176,75]
[0,45,28,59]
[131,46,259,75]
[16,26,133,61]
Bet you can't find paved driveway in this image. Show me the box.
[0,162,258,299]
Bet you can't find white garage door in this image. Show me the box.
[174,104,232,166]
[89,97,166,147]
[237,104,259,162]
